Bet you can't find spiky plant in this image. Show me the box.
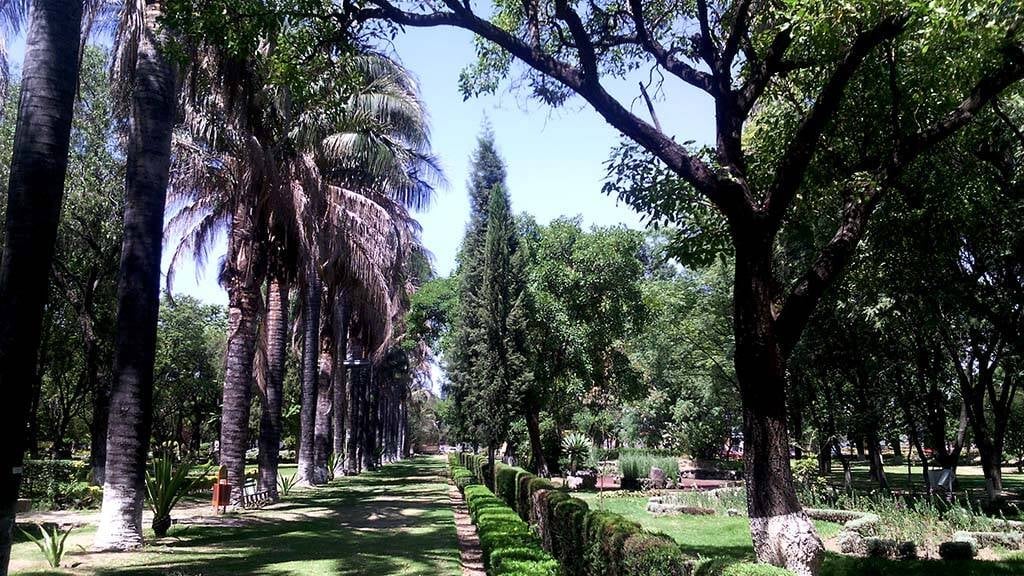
[562,432,591,476]
[144,456,208,538]
[20,523,73,568]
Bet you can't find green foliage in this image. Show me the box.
[560,432,591,475]
[145,456,209,537]
[19,524,73,568]
[462,484,559,576]
[278,472,300,497]
[153,294,228,448]
[790,458,831,505]
[18,460,95,510]
[618,453,680,490]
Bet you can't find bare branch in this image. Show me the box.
[737,27,793,116]
[695,0,720,72]
[554,0,597,80]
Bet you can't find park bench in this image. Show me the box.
[241,479,273,509]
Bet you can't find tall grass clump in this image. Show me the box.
[619,452,679,489]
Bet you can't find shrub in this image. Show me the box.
[19,460,92,510]
[278,472,299,496]
[145,456,209,537]
[455,452,689,576]
[939,540,977,560]
[561,432,591,475]
[496,463,523,508]
[462,484,558,575]
[622,533,692,576]
[452,466,478,492]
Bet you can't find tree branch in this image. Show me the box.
[764,14,909,228]
[775,179,881,357]
[554,0,598,81]
[356,0,736,211]
[891,42,1024,175]
[627,0,715,94]
[721,0,754,71]
[736,26,793,117]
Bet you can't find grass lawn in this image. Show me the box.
[825,464,1024,500]
[11,456,460,576]
[577,493,1024,576]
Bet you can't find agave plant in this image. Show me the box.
[145,456,208,538]
[277,472,299,497]
[561,432,591,476]
[20,523,73,568]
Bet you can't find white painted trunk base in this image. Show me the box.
[749,510,824,576]
[93,485,143,550]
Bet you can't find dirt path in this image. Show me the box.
[449,485,486,576]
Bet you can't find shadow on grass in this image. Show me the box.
[56,456,459,576]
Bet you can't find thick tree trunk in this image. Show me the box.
[296,265,321,485]
[525,409,549,476]
[733,245,822,576]
[866,434,888,490]
[95,5,174,549]
[331,294,350,476]
[0,2,82,571]
[257,275,288,499]
[312,288,334,485]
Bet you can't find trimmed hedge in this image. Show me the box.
[462,483,559,575]
[457,454,691,576]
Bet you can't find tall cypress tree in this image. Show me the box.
[475,184,531,471]
[447,125,506,447]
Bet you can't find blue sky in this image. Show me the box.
[5,20,714,304]
[167,25,717,304]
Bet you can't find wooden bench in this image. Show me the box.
[241,479,273,509]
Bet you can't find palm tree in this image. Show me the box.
[255,257,290,498]
[0,1,82,571]
[94,0,177,551]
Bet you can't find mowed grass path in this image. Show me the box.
[12,456,461,576]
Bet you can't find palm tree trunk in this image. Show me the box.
[296,264,321,484]
[0,2,82,571]
[94,2,175,549]
[362,365,378,472]
[312,286,334,484]
[344,329,364,474]
[257,274,288,498]
[218,193,263,504]
[331,293,350,476]
[90,377,110,486]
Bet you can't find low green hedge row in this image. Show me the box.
[457,453,692,576]
[450,458,559,576]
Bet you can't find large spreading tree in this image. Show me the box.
[337,1,1024,572]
